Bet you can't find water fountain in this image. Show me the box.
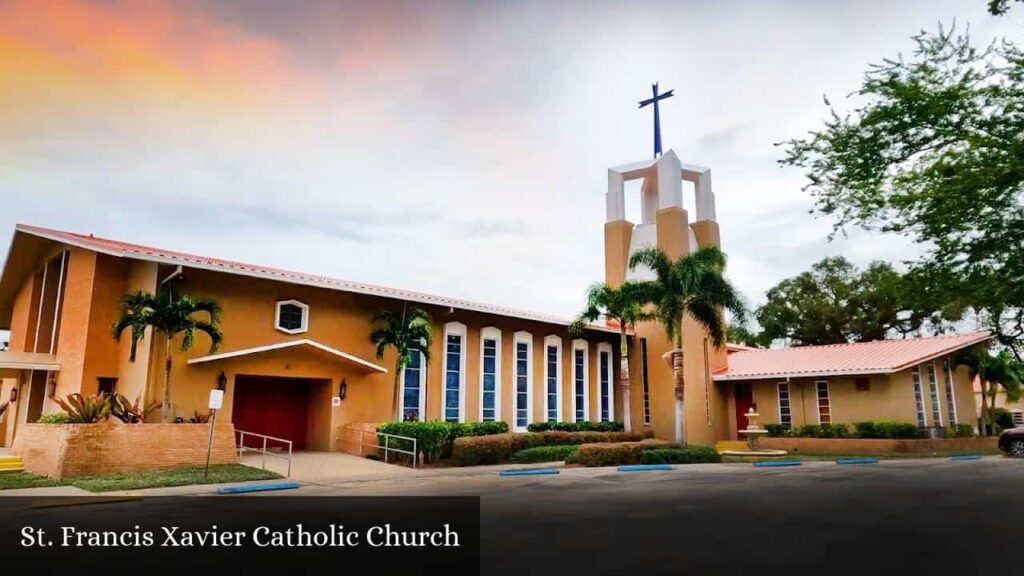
[720,405,787,458]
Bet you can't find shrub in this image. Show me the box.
[53,393,110,423]
[567,440,671,467]
[110,393,159,424]
[378,421,452,463]
[376,420,509,463]
[991,408,1015,431]
[819,423,850,438]
[797,424,821,438]
[764,424,790,437]
[948,423,975,438]
[853,421,882,438]
[451,430,651,466]
[510,445,579,463]
[640,446,721,465]
[37,412,70,424]
[526,421,624,433]
[874,421,921,439]
[188,410,211,424]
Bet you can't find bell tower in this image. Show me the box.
[603,149,731,445]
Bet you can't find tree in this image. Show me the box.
[956,347,1023,435]
[780,26,1024,360]
[726,324,766,348]
[629,246,746,445]
[370,304,433,421]
[569,281,654,432]
[111,287,222,423]
[756,257,933,346]
[989,0,1023,15]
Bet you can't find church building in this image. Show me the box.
[0,149,991,453]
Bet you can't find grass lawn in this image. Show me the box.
[0,464,281,493]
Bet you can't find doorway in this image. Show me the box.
[232,376,318,450]
[734,382,753,435]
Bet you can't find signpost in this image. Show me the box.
[204,389,225,481]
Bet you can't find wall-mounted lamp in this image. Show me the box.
[9,386,17,404]
[217,371,228,391]
[338,378,347,401]
[46,374,57,399]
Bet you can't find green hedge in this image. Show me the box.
[567,440,671,467]
[767,421,922,440]
[765,424,790,437]
[377,420,510,463]
[948,423,975,438]
[640,446,721,465]
[37,412,70,424]
[526,421,625,433]
[509,445,579,463]
[452,430,652,466]
[853,421,921,439]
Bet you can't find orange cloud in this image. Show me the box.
[0,0,318,134]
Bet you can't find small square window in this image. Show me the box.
[855,377,870,392]
[97,377,118,397]
[275,300,309,334]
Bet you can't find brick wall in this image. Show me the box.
[12,423,238,478]
[336,422,379,456]
[760,436,999,456]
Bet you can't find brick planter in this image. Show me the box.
[11,423,238,478]
[759,436,1000,456]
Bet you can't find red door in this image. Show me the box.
[734,383,753,432]
[232,376,311,450]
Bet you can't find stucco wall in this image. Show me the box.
[11,422,238,478]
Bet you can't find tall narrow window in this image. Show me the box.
[572,340,589,422]
[777,382,792,429]
[480,327,501,422]
[815,380,831,425]
[926,362,942,427]
[640,338,651,426]
[442,322,466,423]
[401,351,425,421]
[943,359,958,425]
[911,366,927,428]
[514,332,533,432]
[598,343,613,422]
[544,336,562,422]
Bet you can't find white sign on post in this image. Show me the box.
[332,396,341,407]
[208,389,224,410]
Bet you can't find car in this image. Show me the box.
[998,427,1024,458]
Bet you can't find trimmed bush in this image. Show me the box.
[567,440,671,467]
[640,446,721,465]
[526,421,625,433]
[451,430,652,466]
[510,445,578,463]
[797,424,821,438]
[765,424,791,437]
[948,423,975,438]
[992,407,1015,431]
[853,421,882,438]
[819,423,850,438]
[873,421,921,439]
[376,420,510,463]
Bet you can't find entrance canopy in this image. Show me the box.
[0,351,60,378]
[186,339,387,373]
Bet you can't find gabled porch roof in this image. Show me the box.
[186,339,387,373]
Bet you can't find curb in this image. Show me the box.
[949,454,982,461]
[499,468,559,477]
[617,464,674,472]
[216,481,300,494]
[753,460,802,468]
[836,457,880,465]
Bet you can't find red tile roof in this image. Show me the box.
[13,224,618,332]
[714,331,992,381]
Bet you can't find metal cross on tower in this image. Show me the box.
[638,82,674,158]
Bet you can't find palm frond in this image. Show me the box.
[687,299,727,347]
[628,247,672,281]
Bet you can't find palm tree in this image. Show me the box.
[629,246,746,445]
[112,286,222,423]
[957,347,1023,436]
[370,304,433,421]
[569,281,654,432]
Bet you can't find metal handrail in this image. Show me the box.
[236,429,293,478]
[349,428,417,468]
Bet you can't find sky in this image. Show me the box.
[1,0,1021,335]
